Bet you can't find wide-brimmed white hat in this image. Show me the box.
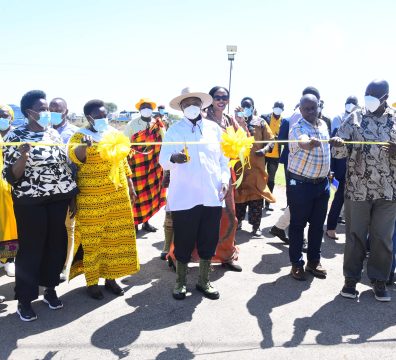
[169,87,213,111]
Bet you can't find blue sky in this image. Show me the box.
[1,0,395,117]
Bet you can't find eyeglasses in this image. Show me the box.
[213,95,229,101]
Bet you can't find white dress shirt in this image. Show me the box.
[159,117,230,211]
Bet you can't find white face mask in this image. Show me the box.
[345,103,356,113]
[273,107,283,116]
[140,108,153,118]
[364,94,387,113]
[183,105,201,120]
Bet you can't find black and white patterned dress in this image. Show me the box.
[2,125,78,204]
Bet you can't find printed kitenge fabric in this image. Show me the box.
[333,107,396,201]
[0,134,18,258]
[128,120,166,225]
[68,131,140,285]
[2,125,77,204]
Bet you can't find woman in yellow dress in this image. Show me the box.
[68,100,140,300]
[0,105,18,292]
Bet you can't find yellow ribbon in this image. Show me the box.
[221,126,255,188]
[0,139,391,146]
[96,132,131,188]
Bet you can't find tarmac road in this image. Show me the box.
[0,185,395,360]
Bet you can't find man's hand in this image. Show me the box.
[382,141,396,156]
[329,137,344,147]
[299,137,321,150]
[219,183,229,201]
[170,152,188,164]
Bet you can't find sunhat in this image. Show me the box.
[135,98,157,110]
[169,87,213,111]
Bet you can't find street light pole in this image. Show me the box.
[226,45,237,114]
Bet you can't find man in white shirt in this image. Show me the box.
[159,88,230,301]
[331,96,359,134]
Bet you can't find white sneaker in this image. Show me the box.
[4,262,15,277]
[0,295,5,303]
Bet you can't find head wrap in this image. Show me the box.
[0,104,15,120]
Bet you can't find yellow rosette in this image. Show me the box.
[221,126,254,188]
[97,131,131,188]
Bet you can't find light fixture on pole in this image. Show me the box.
[226,45,237,113]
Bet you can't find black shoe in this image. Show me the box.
[43,288,63,310]
[237,222,242,231]
[17,302,37,322]
[87,285,104,300]
[265,205,274,212]
[105,279,124,296]
[251,227,261,236]
[372,280,391,302]
[302,239,308,253]
[269,226,289,244]
[160,251,168,260]
[142,222,157,232]
[337,217,346,224]
[340,278,359,299]
[222,261,242,272]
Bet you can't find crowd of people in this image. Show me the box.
[0,79,395,323]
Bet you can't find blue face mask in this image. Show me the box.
[37,111,51,129]
[159,109,165,115]
[243,107,253,117]
[50,112,63,126]
[93,118,109,133]
[0,118,10,131]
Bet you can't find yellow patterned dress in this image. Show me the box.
[68,132,139,285]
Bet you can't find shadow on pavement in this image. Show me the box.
[252,242,290,275]
[0,280,132,360]
[247,274,313,349]
[284,291,396,346]
[155,343,195,359]
[91,257,226,359]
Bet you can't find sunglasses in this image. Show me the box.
[213,95,229,101]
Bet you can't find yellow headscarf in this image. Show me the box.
[0,104,15,121]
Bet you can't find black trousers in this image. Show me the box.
[14,198,69,303]
[265,157,280,206]
[172,205,222,264]
[235,199,264,229]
